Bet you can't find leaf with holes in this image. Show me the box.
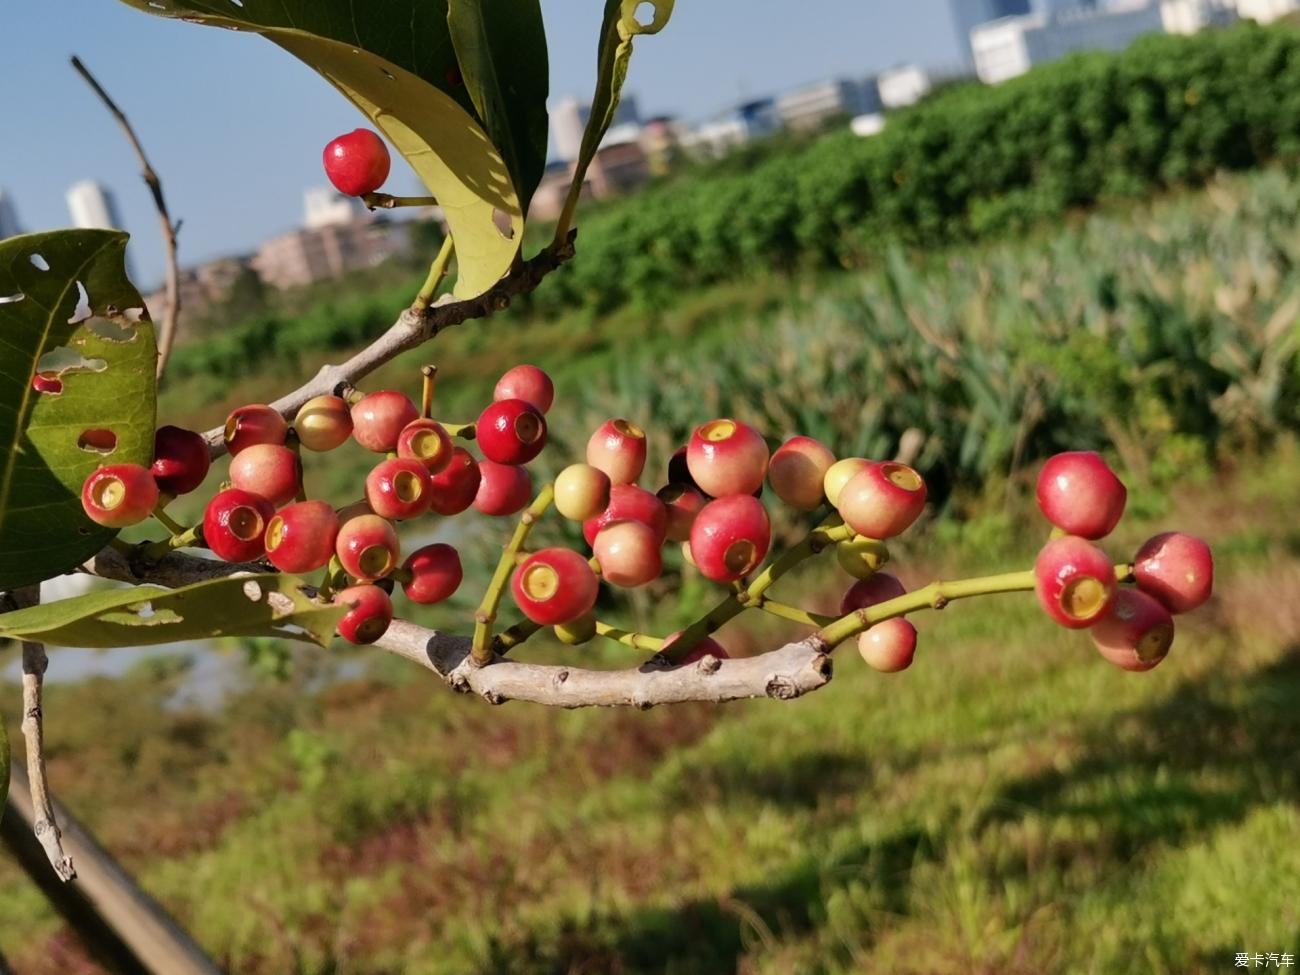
[0,230,157,591]
[447,0,549,212]
[0,574,348,648]
[117,0,523,297]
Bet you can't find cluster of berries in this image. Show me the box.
[1031,452,1212,671]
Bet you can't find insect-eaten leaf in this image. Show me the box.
[0,574,347,649]
[0,230,157,590]
[117,0,528,298]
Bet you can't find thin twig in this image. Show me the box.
[70,55,182,381]
[3,586,75,881]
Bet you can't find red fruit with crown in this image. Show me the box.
[351,390,419,453]
[335,514,400,582]
[1091,589,1175,672]
[427,447,482,516]
[593,521,663,588]
[837,462,927,539]
[264,500,338,574]
[511,548,599,625]
[365,458,433,520]
[81,464,159,528]
[1034,535,1118,629]
[203,488,276,562]
[586,418,648,485]
[1133,532,1213,614]
[476,399,548,466]
[333,584,393,645]
[396,419,453,474]
[224,404,287,456]
[768,435,835,511]
[582,484,667,546]
[689,495,771,583]
[494,364,554,414]
[1036,451,1127,540]
[686,419,769,498]
[229,443,302,508]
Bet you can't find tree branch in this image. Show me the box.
[70,55,182,381]
[199,233,577,460]
[2,586,75,881]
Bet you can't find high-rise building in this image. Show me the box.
[303,186,365,229]
[949,0,1034,62]
[550,94,642,163]
[0,191,22,238]
[66,180,125,231]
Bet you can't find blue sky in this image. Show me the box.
[0,1,961,288]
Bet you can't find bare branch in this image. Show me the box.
[2,586,75,881]
[199,232,576,460]
[84,545,835,708]
[70,55,182,381]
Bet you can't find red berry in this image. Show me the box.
[365,458,433,520]
[857,619,917,673]
[1034,535,1118,629]
[81,464,159,528]
[494,364,555,414]
[427,447,482,515]
[657,483,707,542]
[686,419,769,498]
[473,461,532,517]
[224,404,287,456]
[836,537,890,579]
[823,457,872,507]
[322,129,391,197]
[335,514,400,581]
[689,495,771,583]
[511,548,599,625]
[839,572,907,616]
[663,631,730,664]
[582,484,668,546]
[1133,532,1213,614]
[229,443,302,508]
[769,435,836,511]
[264,500,339,574]
[1036,451,1127,540]
[402,543,463,605]
[294,395,353,452]
[593,521,663,588]
[586,418,648,485]
[333,584,393,645]
[351,390,419,453]
[203,488,276,562]
[151,425,210,496]
[837,462,927,539]
[1091,589,1174,672]
[396,419,453,474]
[476,399,548,466]
[555,463,611,522]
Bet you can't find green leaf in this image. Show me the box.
[0,574,347,649]
[1,713,9,809]
[0,230,157,591]
[115,0,523,298]
[448,0,550,212]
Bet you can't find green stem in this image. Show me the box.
[756,600,836,627]
[432,420,476,441]
[317,565,336,602]
[471,484,555,665]
[413,235,455,311]
[140,525,202,563]
[362,192,439,209]
[594,620,664,652]
[150,504,186,537]
[494,618,542,654]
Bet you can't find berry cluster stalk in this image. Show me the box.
[472,484,555,664]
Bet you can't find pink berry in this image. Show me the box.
[663,630,730,664]
[203,488,276,562]
[593,521,663,588]
[494,364,555,414]
[365,458,433,520]
[689,495,771,583]
[322,129,391,197]
[837,462,927,539]
[476,398,548,466]
[402,543,463,605]
[351,390,419,453]
[1036,451,1127,539]
[1090,589,1175,672]
[554,463,611,522]
[582,484,668,546]
[396,419,453,474]
[229,443,302,508]
[823,457,872,508]
[657,483,708,543]
[151,425,210,496]
[474,461,532,517]
[1133,532,1213,614]
[769,435,836,511]
[857,619,917,673]
[511,548,599,625]
[428,447,482,516]
[839,573,907,616]
[264,500,339,574]
[335,514,400,582]
[294,395,353,452]
[333,584,393,645]
[81,464,159,528]
[223,404,288,456]
[586,418,648,485]
[1034,535,1118,629]
[686,419,769,498]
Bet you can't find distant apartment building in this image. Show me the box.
[639,116,689,175]
[0,191,21,238]
[252,219,411,291]
[950,0,1034,62]
[1235,0,1300,20]
[66,180,124,230]
[775,79,874,133]
[550,93,642,163]
[1161,0,1239,32]
[877,64,933,109]
[303,186,365,229]
[683,98,781,158]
